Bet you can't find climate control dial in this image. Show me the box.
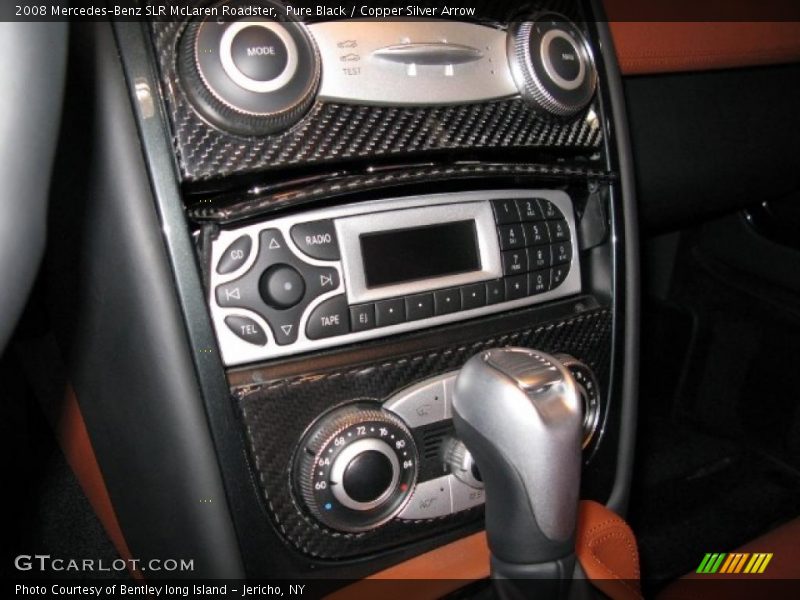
[294,404,418,532]
[508,14,597,117]
[178,0,319,135]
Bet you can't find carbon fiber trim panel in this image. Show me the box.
[236,305,612,558]
[188,162,615,224]
[147,1,603,183]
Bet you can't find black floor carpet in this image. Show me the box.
[630,419,800,595]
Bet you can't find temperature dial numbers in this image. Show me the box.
[296,405,418,532]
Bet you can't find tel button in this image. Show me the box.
[290,220,340,261]
[217,235,253,275]
[306,295,350,340]
[224,315,267,346]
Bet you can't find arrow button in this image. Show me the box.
[305,266,340,298]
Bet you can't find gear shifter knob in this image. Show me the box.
[452,348,583,583]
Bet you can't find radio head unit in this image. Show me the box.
[209,190,580,365]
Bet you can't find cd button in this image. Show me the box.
[497,224,526,251]
[290,219,340,261]
[528,270,552,295]
[516,198,543,221]
[551,242,572,265]
[224,315,267,346]
[491,199,521,224]
[216,235,252,274]
[405,294,434,321]
[350,304,375,332]
[502,249,529,276]
[505,275,528,300]
[485,279,505,305]
[375,298,405,327]
[528,246,553,270]
[548,220,569,242]
[460,283,486,310]
[526,221,551,246]
[306,295,350,339]
[434,288,462,315]
[230,24,289,82]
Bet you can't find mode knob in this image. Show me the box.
[178,0,320,135]
[508,14,597,117]
[294,404,418,532]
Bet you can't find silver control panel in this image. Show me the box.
[384,371,487,521]
[309,20,518,106]
[209,190,581,366]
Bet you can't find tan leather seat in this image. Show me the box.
[658,517,800,599]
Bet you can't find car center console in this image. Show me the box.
[98,0,638,581]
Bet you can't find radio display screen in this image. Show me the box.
[360,220,480,288]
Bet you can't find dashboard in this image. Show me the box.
[38,0,639,584]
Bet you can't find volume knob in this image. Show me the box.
[294,404,418,532]
[508,14,597,117]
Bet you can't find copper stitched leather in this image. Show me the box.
[603,1,800,75]
[58,385,142,579]
[331,501,642,600]
[575,500,643,600]
[658,517,800,599]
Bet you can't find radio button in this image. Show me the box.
[486,279,505,305]
[551,264,570,288]
[259,264,306,309]
[529,270,552,295]
[460,283,487,310]
[306,295,350,339]
[376,298,406,327]
[526,222,551,246]
[502,249,529,276]
[491,199,521,224]
[290,220,340,261]
[217,235,252,275]
[505,275,528,300]
[516,198,543,221]
[405,294,434,321]
[497,224,526,251]
[528,246,553,271]
[538,199,563,221]
[434,288,462,315]
[551,242,573,265]
[224,315,267,346]
[350,304,376,332]
[548,220,569,242]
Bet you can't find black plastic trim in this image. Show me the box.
[590,8,640,515]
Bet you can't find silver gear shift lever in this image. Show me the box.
[452,348,583,594]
